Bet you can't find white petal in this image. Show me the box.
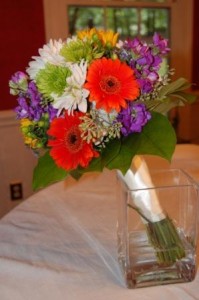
[78,99,87,113]
[26,39,66,79]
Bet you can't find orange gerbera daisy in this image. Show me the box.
[84,58,140,112]
[47,112,99,171]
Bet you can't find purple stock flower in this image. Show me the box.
[15,81,58,121]
[11,71,28,84]
[117,102,151,136]
[46,105,58,121]
[138,79,153,93]
[14,97,30,119]
[153,32,170,55]
[9,71,28,96]
[120,33,171,94]
[124,38,143,54]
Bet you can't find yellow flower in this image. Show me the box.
[98,30,119,47]
[77,28,119,48]
[24,136,37,148]
[20,118,32,127]
[77,28,98,41]
[20,118,37,148]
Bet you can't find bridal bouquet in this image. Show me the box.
[9,28,196,264]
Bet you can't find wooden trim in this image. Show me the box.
[0,110,19,128]
[170,0,193,81]
[63,0,173,7]
[43,0,69,40]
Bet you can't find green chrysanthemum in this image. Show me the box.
[60,39,104,63]
[36,63,71,99]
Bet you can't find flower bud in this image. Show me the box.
[111,53,118,60]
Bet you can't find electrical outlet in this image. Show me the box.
[10,182,23,200]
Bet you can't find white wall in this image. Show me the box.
[0,110,37,218]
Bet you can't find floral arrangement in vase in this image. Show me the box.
[9,28,196,266]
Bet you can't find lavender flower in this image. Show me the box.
[120,33,170,94]
[137,79,153,94]
[10,71,27,84]
[46,105,58,121]
[117,102,151,136]
[15,81,58,121]
[153,33,170,55]
[9,71,28,95]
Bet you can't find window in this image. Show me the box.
[68,6,170,41]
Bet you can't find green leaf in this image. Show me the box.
[145,89,197,114]
[107,112,176,174]
[145,99,181,114]
[101,138,121,166]
[69,169,84,180]
[170,91,197,104]
[158,78,191,99]
[106,135,139,173]
[136,112,176,158]
[33,151,67,191]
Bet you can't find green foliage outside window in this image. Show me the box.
[68,6,169,40]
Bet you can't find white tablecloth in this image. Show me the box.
[0,144,199,300]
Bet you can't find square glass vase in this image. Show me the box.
[117,168,199,289]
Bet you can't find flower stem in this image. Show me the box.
[145,216,186,265]
[128,204,186,265]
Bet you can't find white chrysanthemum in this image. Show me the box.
[52,60,89,115]
[26,39,66,80]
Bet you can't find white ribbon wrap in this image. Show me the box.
[117,156,166,223]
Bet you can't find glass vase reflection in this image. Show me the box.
[117,169,199,288]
